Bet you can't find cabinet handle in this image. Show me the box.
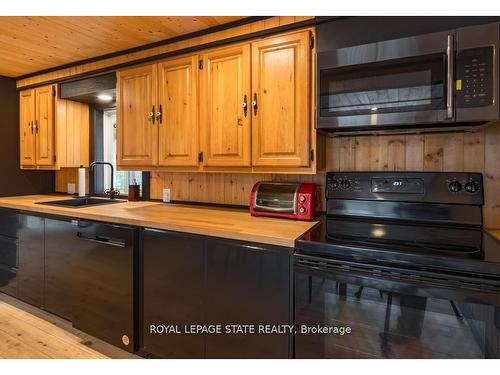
[28,121,33,134]
[156,104,162,124]
[252,93,258,116]
[242,94,248,117]
[33,120,38,133]
[76,232,126,248]
[149,105,155,124]
[446,34,455,119]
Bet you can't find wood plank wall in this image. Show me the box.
[55,123,500,228]
[149,172,326,207]
[55,168,89,193]
[147,123,500,228]
[324,123,500,229]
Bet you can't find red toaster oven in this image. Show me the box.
[249,182,321,221]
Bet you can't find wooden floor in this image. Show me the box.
[0,293,139,359]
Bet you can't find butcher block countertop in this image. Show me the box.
[0,195,319,248]
[486,229,500,243]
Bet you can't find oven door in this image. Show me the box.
[294,254,500,358]
[317,30,455,131]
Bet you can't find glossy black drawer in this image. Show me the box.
[0,208,19,239]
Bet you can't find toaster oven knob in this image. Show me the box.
[299,207,306,214]
[299,195,306,202]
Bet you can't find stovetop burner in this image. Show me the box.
[325,217,483,258]
[296,218,500,277]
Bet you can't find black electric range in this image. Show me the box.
[294,172,500,359]
[296,216,500,278]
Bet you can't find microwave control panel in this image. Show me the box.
[456,46,494,108]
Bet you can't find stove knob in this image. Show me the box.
[328,179,339,190]
[340,179,351,190]
[448,180,462,193]
[299,195,307,202]
[464,181,480,194]
[298,207,306,214]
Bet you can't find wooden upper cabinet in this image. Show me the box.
[117,64,158,167]
[157,55,199,167]
[20,84,89,170]
[251,31,311,167]
[35,85,55,166]
[19,89,36,167]
[201,44,251,167]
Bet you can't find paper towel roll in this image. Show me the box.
[78,166,86,197]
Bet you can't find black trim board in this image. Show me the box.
[17,16,339,91]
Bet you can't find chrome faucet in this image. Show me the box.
[89,161,120,200]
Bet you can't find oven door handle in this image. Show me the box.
[294,254,500,299]
[446,33,455,120]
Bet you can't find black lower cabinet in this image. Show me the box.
[141,228,292,359]
[0,209,19,297]
[17,214,44,307]
[205,239,292,359]
[142,229,205,358]
[72,220,137,353]
[0,235,18,297]
[44,218,75,320]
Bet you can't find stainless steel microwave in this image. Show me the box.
[317,22,500,133]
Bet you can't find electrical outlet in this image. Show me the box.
[67,183,76,195]
[163,188,171,203]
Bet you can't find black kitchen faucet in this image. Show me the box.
[89,161,120,200]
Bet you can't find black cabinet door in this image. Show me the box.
[0,208,19,297]
[142,229,205,358]
[72,221,136,352]
[17,214,44,307]
[0,235,18,297]
[44,218,75,321]
[0,208,20,239]
[205,239,292,358]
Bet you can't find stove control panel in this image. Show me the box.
[326,172,484,205]
[447,177,481,194]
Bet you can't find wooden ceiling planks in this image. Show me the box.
[0,16,246,77]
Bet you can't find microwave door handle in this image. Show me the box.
[446,34,455,119]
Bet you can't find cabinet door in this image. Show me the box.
[251,31,311,167]
[17,214,44,307]
[55,99,90,168]
[205,239,292,358]
[142,229,205,358]
[117,64,158,167]
[0,236,18,297]
[0,209,20,298]
[157,55,199,166]
[35,85,56,166]
[19,89,36,167]
[201,44,251,167]
[44,218,74,321]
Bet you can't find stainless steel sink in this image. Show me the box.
[36,197,125,208]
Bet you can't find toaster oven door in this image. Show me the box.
[254,184,298,214]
